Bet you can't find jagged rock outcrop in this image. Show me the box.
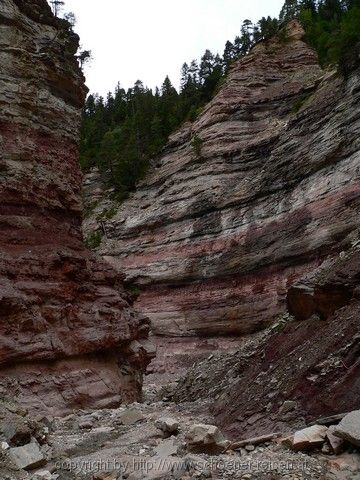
[0,0,153,414]
[85,21,359,378]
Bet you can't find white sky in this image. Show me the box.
[56,0,284,95]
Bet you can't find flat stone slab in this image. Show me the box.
[155,438,178,458]
[327,425,345,454]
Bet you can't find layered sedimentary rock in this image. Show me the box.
[86,21,359,376]
[0,0,152,414]
[173,245,359,438]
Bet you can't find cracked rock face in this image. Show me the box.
[86,21,360,376]
[0,0,153,414]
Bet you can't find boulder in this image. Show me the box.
[1,417,31,446]
[186,424,229,453]
[118,409,144,426]
[155,417,179,436]
[284,425,328,451]
[9,440,46,471]
[333,410,360,447]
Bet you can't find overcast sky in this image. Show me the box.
[56,0,284,96]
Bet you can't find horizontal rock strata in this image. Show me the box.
[85,22,359,379]
[173,245,360,438]
[0,0,152,414]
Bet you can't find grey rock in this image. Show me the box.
[333,410,360,447]
[155,417,179,435]
[284,425,328,451]
[78,418,94,430]
[326,425,345,454]
[118,409,144,426]
[186,424,229,453]
[245,444,255,452]
[32,470,52,480]
[155,437,179,458]
[201,469,212,478]
[279,400,297,415]
[9,440,46,471]
[1,417,31,446]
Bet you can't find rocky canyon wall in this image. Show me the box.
[174,244,360,438]
[85,21,359,379]
[0,0,153,414]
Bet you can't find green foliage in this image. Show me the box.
[81,2,360,199]
[85,231,102,249]
[277,27,290,43]
[297,1,360,72]
[83,200,98,218]
[126,284,141,298]
[280,0,301,22]
[337,5,360,75]
[191,134,203,159]
[97,207,117,220]
[291,93,312,113]
[109,190,130,203]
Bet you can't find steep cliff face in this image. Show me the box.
[87,22,359,377]
[0,0,153,414]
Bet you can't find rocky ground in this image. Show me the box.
[1,381,359,480]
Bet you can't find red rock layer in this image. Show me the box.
[0,0,153,414]
[173,247,359,438]
[212,247,360,438]
[86,22,359,377]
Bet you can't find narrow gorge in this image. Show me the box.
[0,0,359,479]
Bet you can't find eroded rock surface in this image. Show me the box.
[0,0,152,414]
[84,22,360,380]
[173,244,360,439]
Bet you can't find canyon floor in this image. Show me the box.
[1,341,359,480]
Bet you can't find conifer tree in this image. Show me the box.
[258,17,279,39]
[189,59,200,85]
[50,0,65,17]
[223,40,236,69]
[279,0,301,22]
[239,20,254,54]
[199,50,215,84]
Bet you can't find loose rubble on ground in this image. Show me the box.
[1,390,359,480]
